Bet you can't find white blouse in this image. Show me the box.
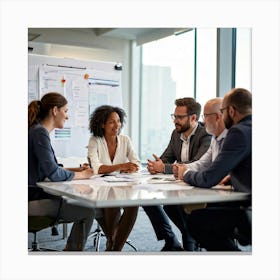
[87,135,141,174]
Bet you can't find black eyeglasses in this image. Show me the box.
[170,114,189,120]
[201,112,217,120]
[220,106,229,114]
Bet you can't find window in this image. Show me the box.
[195,28,217,111]
[235,28,252,90]
[137,28,251,162]
[139,30,195,161]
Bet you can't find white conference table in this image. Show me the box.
[37,173,250,208]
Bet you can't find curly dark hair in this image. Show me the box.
[89,105,126,137]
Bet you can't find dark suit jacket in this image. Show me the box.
[184,115,252,193]
[160,123,211,174]
[28,123,74,201]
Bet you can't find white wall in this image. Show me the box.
[29,30,134,135]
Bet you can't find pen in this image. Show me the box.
[153,154,160,161]
[87,157,92,168]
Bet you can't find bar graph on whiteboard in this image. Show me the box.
[53,127,71,140]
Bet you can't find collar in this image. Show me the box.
[237,114,252,124]
[215,128,228,142]
[180,122,198,141]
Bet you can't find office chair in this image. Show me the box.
[88,222,106,251]
[28,216,60,251]
[88,221,138,252]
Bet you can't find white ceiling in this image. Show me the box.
[28,28,191,47]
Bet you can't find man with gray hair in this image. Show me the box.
[178,88,252,251]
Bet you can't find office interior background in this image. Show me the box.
[1,0,279,278]
[28,28,251,162]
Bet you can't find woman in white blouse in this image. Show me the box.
[87,105,141,251]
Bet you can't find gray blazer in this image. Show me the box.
[160,123,211,174]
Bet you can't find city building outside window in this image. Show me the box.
[138,28,251,162]
[139,30,195,161]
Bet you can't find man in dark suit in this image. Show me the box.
[178,88,252,251]
[143,97,211,251]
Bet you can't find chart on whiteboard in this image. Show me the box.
[28,54,123,158]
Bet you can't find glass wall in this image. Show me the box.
[139,30,195,161]
[138,28,251,162]
[195,28,217,113]
[235,28,252,90]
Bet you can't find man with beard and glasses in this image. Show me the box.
[143,97,211,251]
[177,88,252,251]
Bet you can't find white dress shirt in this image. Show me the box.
[186,129,228,172]
[87,135,141,174]
[180,123,199,162]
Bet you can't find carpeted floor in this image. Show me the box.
[28,207,174,253]
[28,207,251,253]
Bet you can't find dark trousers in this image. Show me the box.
[142,205,176,241]
[143,205,196,250]
[188,205,252,251]
[164,205,196,251]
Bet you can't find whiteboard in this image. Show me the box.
[28,54,123,158]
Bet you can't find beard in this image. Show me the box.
[175,119,191,133]
[206,125,215,136]
[224,115,234,129]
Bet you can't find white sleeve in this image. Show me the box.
[87,136,103,174]
[187,139,214,171]
[125,136,141,167]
